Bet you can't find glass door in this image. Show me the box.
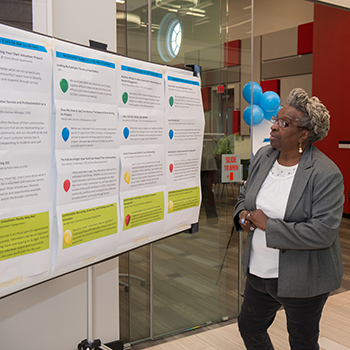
[117,0,252,343]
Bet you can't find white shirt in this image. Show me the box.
[249,160,298,278]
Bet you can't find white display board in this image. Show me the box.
[0,24,204,298]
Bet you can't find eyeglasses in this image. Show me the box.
[270,116,305,129]
[270,116,289,128]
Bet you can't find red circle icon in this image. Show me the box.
[63,179,70,192]
[169,164,174,173]
[125,214,131,226]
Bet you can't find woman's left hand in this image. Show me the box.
[247,209,269,231]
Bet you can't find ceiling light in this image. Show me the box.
[188,7,205,13]
[140,22,160,30]
[116,12,141,28]
[185,11,205,17]
[155,0,205,17]
[156,0,198,7]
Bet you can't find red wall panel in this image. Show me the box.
[201,87,211,111]
[260,79,280,94]
[232,110,240,135]
[224,40,241,67]
[313,4,350,214]
[298,22,313,55]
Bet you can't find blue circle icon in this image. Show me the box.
[62,127,70,142]
[169,129,174,140]
[123,127,130,139]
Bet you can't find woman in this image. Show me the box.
[233,88,344,350]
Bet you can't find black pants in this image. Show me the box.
[238,272,329,350]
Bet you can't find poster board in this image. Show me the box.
[0,23,204,298]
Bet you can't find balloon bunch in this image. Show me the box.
[242,82,281,126]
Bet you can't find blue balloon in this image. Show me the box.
[259,91,281,112]
[263,105,282,121]
[169,129,174,140]
[242,82,263,105]
[62,127,70,142]
[123,127,129,139]
[243,105,265,126]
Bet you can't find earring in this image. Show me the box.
[299,142,303,154]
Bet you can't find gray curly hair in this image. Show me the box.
[285,88,330,143]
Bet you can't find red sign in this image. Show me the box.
[221,154,241,183]
[217,85,224,94]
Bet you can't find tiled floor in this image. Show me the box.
[129,290,350,350]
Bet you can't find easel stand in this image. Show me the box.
[77,266,123,350]
[216,181,245,311]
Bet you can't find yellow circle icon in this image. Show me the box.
[124,170,131,184]
[168,200,173,212]
[63,229,72,245]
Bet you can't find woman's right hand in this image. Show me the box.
[239,210,257,232]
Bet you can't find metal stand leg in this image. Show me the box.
[87,265,94,344]
[150,243,154,340]
[77,266,116,350]
[216,226,235,285]
[238,231,243,311]
[237,181,245,312]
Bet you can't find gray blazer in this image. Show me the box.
[233,144,344,298]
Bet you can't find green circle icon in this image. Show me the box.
[122,92,128,104]
[169,96,174,106]
[60,78,68,93]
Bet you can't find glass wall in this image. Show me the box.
[117,0,252,344]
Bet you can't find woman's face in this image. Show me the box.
[269,105,305,153]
